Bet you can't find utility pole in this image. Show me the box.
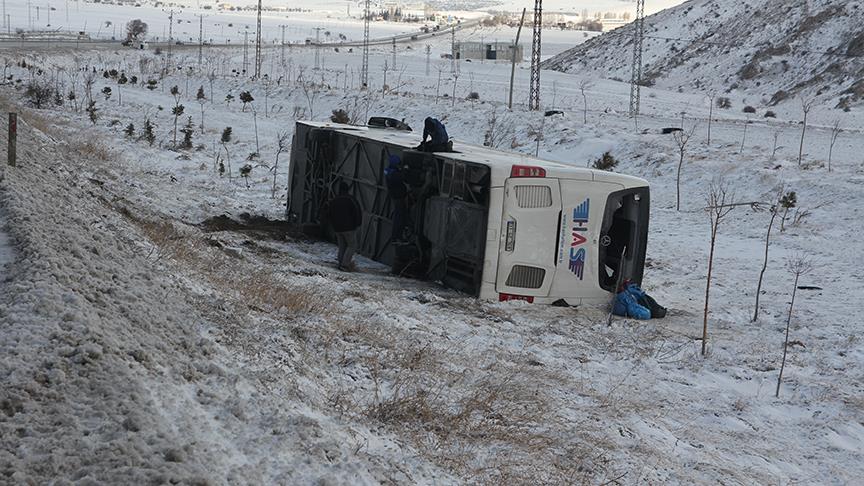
[243,28,249,75]
[2,0,6,32]
[254,0,262,78]
[313,27,322,70]
[629,0,646,117]
[508,8,526,110]
[450,26,456,73]
[361,0,369,88]
[198,14,204,68]
[529,0,542,111]
[280,25,286,66]
[425,44,431,76]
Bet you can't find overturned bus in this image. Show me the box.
[287,120,650,305]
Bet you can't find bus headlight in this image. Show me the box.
[505,220,516,252]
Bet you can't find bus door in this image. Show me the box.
[495,177,562,300]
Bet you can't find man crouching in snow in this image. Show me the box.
[323,182,363,271]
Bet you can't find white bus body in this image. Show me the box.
[287,121,650,305]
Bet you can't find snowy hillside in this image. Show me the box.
[1,16,864,484]
[544,0,864,111]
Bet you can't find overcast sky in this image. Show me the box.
[495,0,689,16]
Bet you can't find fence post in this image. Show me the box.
[7,112,16,167]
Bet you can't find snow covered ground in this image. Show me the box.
[1,21,863,485]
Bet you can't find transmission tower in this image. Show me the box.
[197,14,204,68]
[361,0,370,88]
[254,0,262,78]
[529,0,542,111]
[629,0,646,117]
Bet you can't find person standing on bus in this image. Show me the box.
[324,182,363,271]
[419,117,449,152]
[385,155,409,242]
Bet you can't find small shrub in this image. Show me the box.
[467,91,480,100]
[743,105,756,114]
[592,151,618,171]
[764,110,777,118]
[124,123,135,137]
[180,116,195,149]
[330,109,350,124]
[142,118,155,145]
[101,86,112,100]
[146,79,158,91]
[239,164,252,187]
[86,101,99,125]
[24,80,53,108]
[716,97,732,109]
[239,91,254,111]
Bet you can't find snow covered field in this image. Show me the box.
[1,17,863,485]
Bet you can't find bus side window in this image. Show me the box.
[453,163,466,200]
[441,161,454,196]
[465,165,489,205]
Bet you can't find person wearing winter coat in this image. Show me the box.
[385,155,409,242]
[418,117,449,152]
[324,182,363,271]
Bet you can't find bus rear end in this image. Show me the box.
[494,166,649,305]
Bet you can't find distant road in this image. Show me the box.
[0,18,487,51]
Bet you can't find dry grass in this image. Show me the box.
[68,139,113,162]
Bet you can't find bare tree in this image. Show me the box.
[451,72,459,108]
[771,129,783,159]
[753,187,791,322]
[672,125,697,211]
[776,255,814,398]
[706,92,716,146]
[126,19,148,42]
[83,70,96,105]
[483,110,516,149]
[828,119,841,172]
[528,118,545,157]
[271,130,290,198]
[300,79,318,119]
[579,79,592,124]
[798,97,815,166]
[739,117,749,154]
[702,180,735,357]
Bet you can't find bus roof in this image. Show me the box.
[297,120,648,188]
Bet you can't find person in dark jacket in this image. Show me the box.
[384,155,409,242]
[324,182,363,271]
[418,117,449,152]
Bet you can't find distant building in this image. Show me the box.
[455,41,523,63]
[600,18,628,31]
